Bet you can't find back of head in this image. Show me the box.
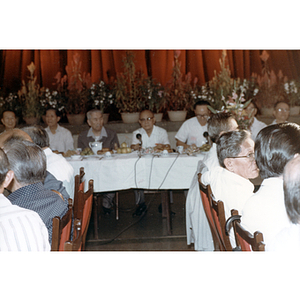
[255,123,300,179]
[2,140,46,185]
[22,125,50,148]
[0,149,10,187]
[217,129,250,168]
[0,128,32,148]
[283,155,300,224]
[208,112,235,143]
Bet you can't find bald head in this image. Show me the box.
[0,128,33,147]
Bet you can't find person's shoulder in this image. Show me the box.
[154,125,167,133]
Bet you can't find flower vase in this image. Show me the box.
[23,116,40,125]
[167,111,187,122]
[154,113,163,122]
[121,112,140,124]
[290,106,300,116]
[102,113,109,124]
[66,113,85,125]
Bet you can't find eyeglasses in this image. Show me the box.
[228,153,255,160]
[276,108,290,113]
[139,117,154,122]
[196,114,209,119]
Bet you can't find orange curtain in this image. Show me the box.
[1,49,300,93]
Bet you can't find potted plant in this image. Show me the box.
[162,50,194,121]
[18,62,43,125]
[114,51,144,123]
[0,91,22,123]
[284,79,300,115]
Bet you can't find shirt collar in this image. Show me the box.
[87,127,107,139]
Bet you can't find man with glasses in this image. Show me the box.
[271,101,290,124]
[175,100,210,149]
[131,110,170,216]
[200,130,259,246]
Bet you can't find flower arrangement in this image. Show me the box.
[284,80,300,107]
[18,62,44,119]
[0,92,22,118]
[162,50,195,112]
[39,88,65,115]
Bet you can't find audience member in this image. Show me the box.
[1,110,17,131]
[244,101,267,140]
[78,109,119,150]
[241,123,300,249]
[78,109,119,215]
[0,128,70,201]
[269,154,300,251]
[186,112,238,251]
[45,108,74,153]
[131,109,171,217]
[271,101,290,124]
[23,125,75,198]
[3,140,69,244]
[175,100,210,149]
[201,130,259,246]
[0,148,50,251]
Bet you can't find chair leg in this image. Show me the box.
[115,192,119,220]
[93,194,99,240]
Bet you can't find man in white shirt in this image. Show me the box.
[0,148,50,251]
[22,125,75,199]
[241,123,300,249]
[131,110,171,216]
[201,130,259,246]
[175,100,210,149]
[271,101,290,125]
[269,154,300,251]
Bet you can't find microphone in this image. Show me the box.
[203,131,209,144]
[136,133,142,147]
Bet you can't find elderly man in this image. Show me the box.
[201,130,259,246]
[271,101,290,124]
[0,148,50,251]
[131,109,171,216]
[241,123,300,249]
[269,154,300,251]
[3,140,69,245]
[78,109,119,215]
[1,110,17,132]
[175,100,210,149]
[186,112,238,251]
[22,125,75,198]
[78,109,119,150]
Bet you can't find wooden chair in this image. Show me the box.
[73,179,94,250]
[64,219,83,251]
[225,209,265,251]
[207,185,232,251]
[51,198,73,251]
[74,167,85,201]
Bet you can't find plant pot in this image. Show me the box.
[23,116,40,125]
[154,113,163,122]
[121,112,140,124]
[290,106,300,116]
[66,113,85,125]
[260,107,274,116]
[167,110,187,122]
[102,113,109,124]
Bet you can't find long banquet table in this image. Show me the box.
[67,151,205,237]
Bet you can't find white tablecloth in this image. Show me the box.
[67,152,205,192]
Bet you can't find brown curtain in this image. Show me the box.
[1,49,300,93]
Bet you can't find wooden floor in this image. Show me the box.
[85,189,194,251]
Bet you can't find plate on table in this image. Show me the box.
[68,155,83,161]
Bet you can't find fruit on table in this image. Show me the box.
[116,142,132,154]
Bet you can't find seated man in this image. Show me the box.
[241,123,300,249]
[269,154,300,251]
[78,109,119,215]
[78,109,119,150]
[131,109,171,216]
[271,101,290,124]
[175,100,210,149]
[23,125,75,199]
[1,110,17,132]
[186,112,238,250]
[45,108,74,153]
[201,130,259,246]
[243,101,267,141]
[3,140,69,244]
[0,148,50,251]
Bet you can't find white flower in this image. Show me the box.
[253,88,259,96]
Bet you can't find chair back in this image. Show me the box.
[207,185,232,251]
[73,179,94,250]
[51,198,73,251]
[225,209,265,251]
[64,219,83,251]
[199,177,225,251]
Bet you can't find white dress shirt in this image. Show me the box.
[0,194,50,251]
[45,124,74,153]
[131,125,170,148]
[44,147,75,199]
[249,117,267,140]
[175,117,208,147]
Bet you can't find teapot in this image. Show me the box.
[89,140,103,154]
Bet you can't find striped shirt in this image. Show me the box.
[0,194,50,251]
